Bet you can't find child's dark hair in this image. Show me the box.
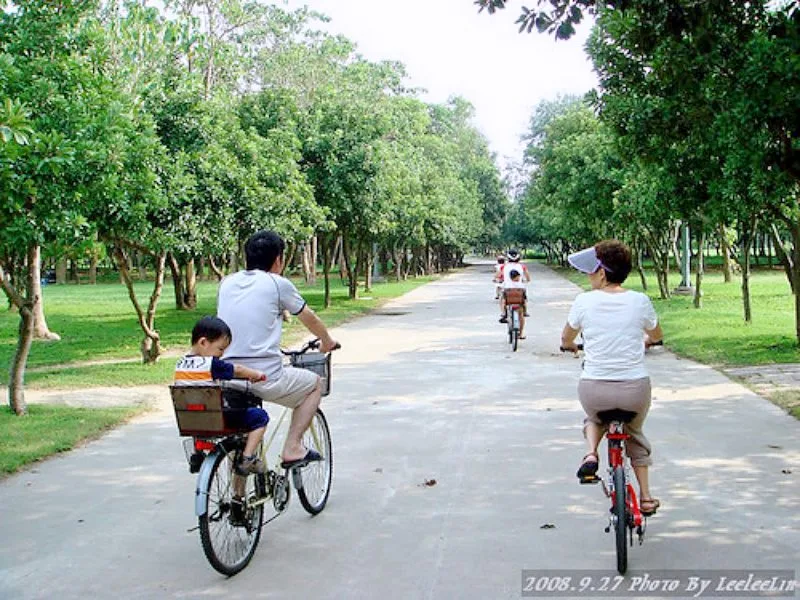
[191,316,232,345]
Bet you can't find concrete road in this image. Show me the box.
[1,263,798,600]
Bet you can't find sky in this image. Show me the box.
[284,0,598,169]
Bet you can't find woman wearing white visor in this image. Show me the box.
[560,240,664,516]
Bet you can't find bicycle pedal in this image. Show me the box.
[579,475,601,485]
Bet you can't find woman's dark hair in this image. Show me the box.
[595,239,632,284]
[191,316,232,344]
[245,230,285,271]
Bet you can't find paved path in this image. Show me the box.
[1,264,798,599]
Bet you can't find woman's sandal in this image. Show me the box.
[640,497,661,516]
[576,452,599,483]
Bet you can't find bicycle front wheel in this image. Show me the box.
[613,465,628,575]
[199,449,265,576]
[297,409,333,515]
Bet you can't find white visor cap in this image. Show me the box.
[567,247,601,274]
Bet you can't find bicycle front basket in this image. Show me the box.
[290,352,331,396]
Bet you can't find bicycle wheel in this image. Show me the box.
[297,409,333,515]
[613,465,628,575]
[199,448,265,576]
[512,310,520,351]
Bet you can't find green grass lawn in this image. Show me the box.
[0,404,145,475]
[0,274,438,388]
[552,264,799,366]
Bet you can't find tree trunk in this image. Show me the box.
[88,253,98,285]
[310,236,318,286]
[693,230,705,309]
[283,243,296,275]
[69,259,79,284]
[719,225,733,283]
[670,223,682,270]
[208,256,225,281]
[643,232,671,299]
[770,223,795,294]
[167,253,188,310]
[29,244,60,340]
[0,262,34,415]
[136,252,147,281]
[197,256,206,281]
[633,243,647,291]
[392,244,402,282]
[740,217,757,323]
[183,258,197,309]
[342,235,358,299]
[114,246,164,363]
[787,221,800,343]
[56,258,67,285]
[321,235,334,309]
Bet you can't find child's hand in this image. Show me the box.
[248,371,267,383]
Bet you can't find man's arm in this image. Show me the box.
[297,305,338,352]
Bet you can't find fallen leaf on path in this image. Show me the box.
[422,479,437,487]
[781,469,792,475]
[374,468,383,473]
[767,445,782,449]
[540,523,556,529]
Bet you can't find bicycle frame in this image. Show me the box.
[194,403,329,517]
[605,423,643,529]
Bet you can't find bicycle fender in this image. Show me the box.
[195,450,222,517]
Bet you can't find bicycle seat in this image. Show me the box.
[597,409,637,423]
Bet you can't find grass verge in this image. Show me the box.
[1,274,439,389]
[0,404,145,477]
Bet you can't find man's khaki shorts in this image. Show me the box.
[225,367,319,409]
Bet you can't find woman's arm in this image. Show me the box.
[561,323,581,351]
[644,323,664,346]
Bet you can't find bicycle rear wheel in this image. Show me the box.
[199,448,265,576]
[613,465,628,575]
[296,409,333,515]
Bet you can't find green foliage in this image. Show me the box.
[0,403,144,475]
[556,265,800,365]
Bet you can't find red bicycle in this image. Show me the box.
[561,341,662,574]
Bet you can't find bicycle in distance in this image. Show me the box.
[560,340,663,575]
[171,339,337,576]
[502,287,526,352]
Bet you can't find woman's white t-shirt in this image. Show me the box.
[567,290,658,380]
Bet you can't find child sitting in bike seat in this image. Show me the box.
[175,316,269,476]
[499,268,528,338]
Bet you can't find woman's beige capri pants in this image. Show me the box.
[578,377,653,467]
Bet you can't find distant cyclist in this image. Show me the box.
[493,255,506,299]
[499,268,527,338]
[499,249,530,321]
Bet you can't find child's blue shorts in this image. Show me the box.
[225,407,269,431]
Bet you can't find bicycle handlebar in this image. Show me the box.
[559,340,663,353]
[281,338,342,357]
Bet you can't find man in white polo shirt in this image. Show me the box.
[217,230,339,468]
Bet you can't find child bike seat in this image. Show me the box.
[597,409,637,423]
[223,388,263,410]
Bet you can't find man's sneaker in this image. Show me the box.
[499,315,508,324]
[235,455,266,476]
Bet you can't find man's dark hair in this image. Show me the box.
[595,239,632,284]
[245,230,285,271]
[191,316,232,345]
